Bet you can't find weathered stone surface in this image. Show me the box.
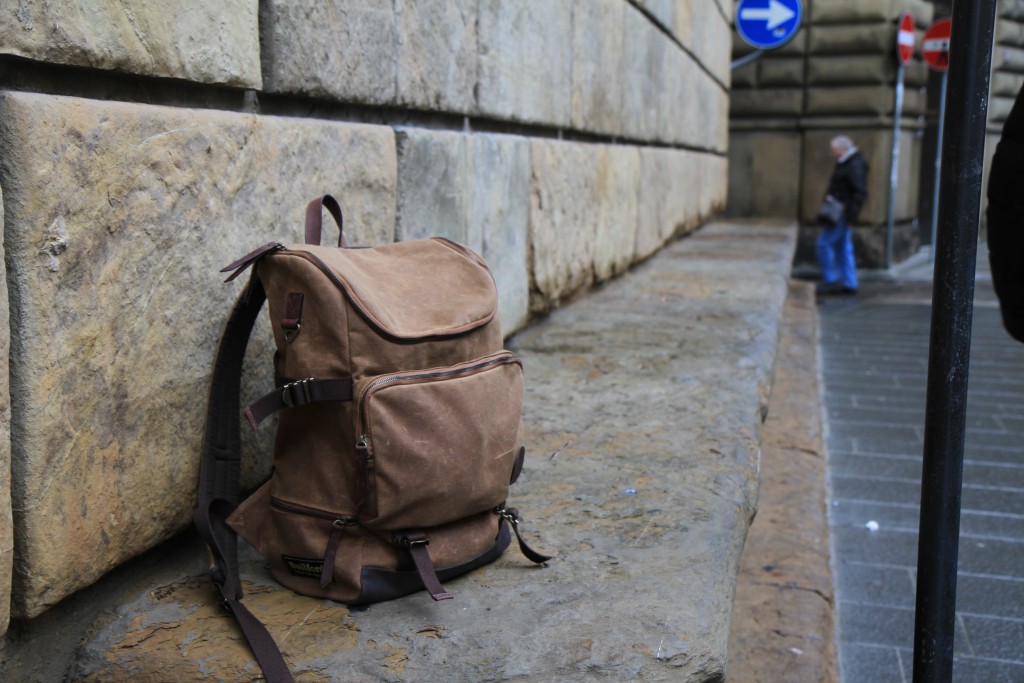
[261,0,398,104]
[477,0,572,127]
[528,139,599,310]
[730,88,804,117]
[992,45,1024,74]
[673,0,733,86]
[726,131,801,223]
[594,145,641,282]
[620,4,666,140]
[993,70,1024,98]
[571,0,626,135]
[0,186,11,638]
[759,58,806,87]
[0,92,397,618]
[808,23,892,54]
[471,134,532,337]
[394,128,532,336]
[636,148,703,260]
[394,0,476,113]
[0,0,260,88]
[811,0,892,23]
[805,85,894,116]
[728,281,838,683]
[808,55,896,85]
[67,222,798,683]
[659,42,726,150]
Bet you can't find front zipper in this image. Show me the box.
[271,497,358,588]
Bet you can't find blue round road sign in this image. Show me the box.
[736,0,803,50]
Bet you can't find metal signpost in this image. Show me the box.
[733,0,802,69]
[913,2,997,682]
[923,18,952,263]
[887,12,916,268]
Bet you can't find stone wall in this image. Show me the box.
[727,0,935,269]
[0,1,730,627]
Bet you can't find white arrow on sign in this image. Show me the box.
[739,0,796,31]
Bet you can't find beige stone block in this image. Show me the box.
[571,0,626,135]
[990,94,1018,124]
[620,5,666,140]
[395,128,470,243]
[674,0,733,85]
[806,85,894,116]
[636,148,701,260]
[477,0,572,127]
[993,70,1024,98]
[659,43,696,145]
[726,130,803,219]
[0,186,11,638]
[759,57,806,87]
[0,0,259,87]
[594,145,640,281]
[394,0,476,112]
[997,18,1024,48]
[636,0,674,30]
[905,61,930,88]
[808,55,896,85]
[993,46,1024,74]
[471,135,532,337]
[261,0,397,104]
[732,60,759,88]
[0,92,397,618]
[812,0,891,24]
[528,140,599,310]
[730,88,804,117]
[809,23,892,55]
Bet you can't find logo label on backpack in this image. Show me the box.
[282,555,324,579]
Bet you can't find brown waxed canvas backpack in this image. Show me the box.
[195,195,549,682]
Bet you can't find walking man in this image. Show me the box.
[817,135,868,296]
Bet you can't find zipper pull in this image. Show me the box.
[495,504,552,564]
[355,437,370,508]
[320,517,357,588]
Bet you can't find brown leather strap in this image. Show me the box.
[497,505,552,564]
[194,273,296,683]
[244,377,354,430]
[304,195,346,247]
[282,293,304,339]
[398,532,453,601]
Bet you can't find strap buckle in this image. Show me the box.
[281,378,314,408]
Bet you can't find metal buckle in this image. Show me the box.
[281,378,314,408]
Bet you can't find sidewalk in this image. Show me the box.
[818,248,1024,681]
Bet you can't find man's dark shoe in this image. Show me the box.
[839,287,858,296]
[816,281,843,296]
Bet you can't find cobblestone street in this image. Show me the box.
[819,257,1024,682]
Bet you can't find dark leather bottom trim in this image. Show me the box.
[352,521,512,605]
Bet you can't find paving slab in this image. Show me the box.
[1,220,798,682]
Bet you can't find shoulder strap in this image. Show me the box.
[194,272,296,683]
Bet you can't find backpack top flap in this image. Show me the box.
[287,238,497,339]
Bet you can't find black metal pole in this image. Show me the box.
[912,1,997,682]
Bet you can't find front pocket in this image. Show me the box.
[356,351,524,530]
[269,497,359,589]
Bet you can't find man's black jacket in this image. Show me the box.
[987,86,1024,343]
[825,151,868,224]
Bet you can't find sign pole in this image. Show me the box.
[929,71,948,263]
[887,63,904,269]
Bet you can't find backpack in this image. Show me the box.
[195,195,549,682]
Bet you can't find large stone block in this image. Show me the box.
[726,131,803,219]
[808,55,896,85]
[992,46,1024,74]
[808,23,892,55]
[619,5,666,140]
[0,186,12,638]
[0,1,260,88]
[261,0,398,104]
[529,140,599,311]
[805,85,894,116]
[0,92,397,618]
[636,148,702,260]
[730,88,804,117]
[394,128,532,336]
[477,0,572,127]
[394,0,477,112]
[571,0,626,136]
[674,0,733,86]
[759,57,806,87]
[472,135,532,337]
[594,145,641,282]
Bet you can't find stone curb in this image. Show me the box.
[727,281,838,682]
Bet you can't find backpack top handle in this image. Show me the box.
[304,194,346,247]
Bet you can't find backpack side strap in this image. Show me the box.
[194,272,297,683]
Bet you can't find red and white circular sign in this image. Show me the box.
[922,18,952,71]
[897,12,915,65]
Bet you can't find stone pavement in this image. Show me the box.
[818,249,1024,682]
[0,221,798,682]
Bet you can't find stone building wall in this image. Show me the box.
[727,0,935,269]
[0,1,731,630]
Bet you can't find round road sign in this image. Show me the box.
[736,0,803,51]
[922,18,952,72]
[897,12,915,65]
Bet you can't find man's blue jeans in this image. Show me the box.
[816,218,858,289]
